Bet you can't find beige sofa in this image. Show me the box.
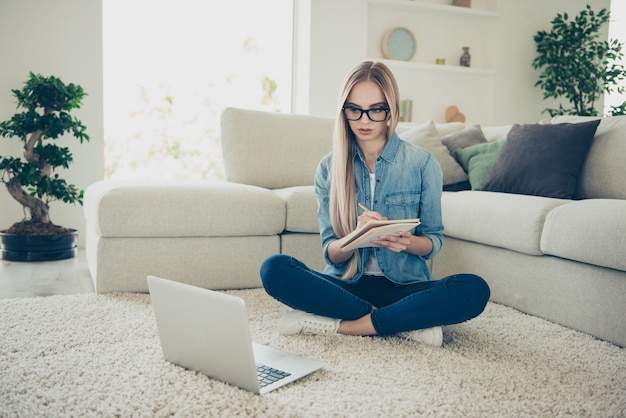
[84,109,334,294]
[84,108,626,347]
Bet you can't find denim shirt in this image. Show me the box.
[314,132,443,284]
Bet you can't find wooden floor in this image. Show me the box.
[0,250,94,299]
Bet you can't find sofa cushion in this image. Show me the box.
[481,120,600,199]
[272,186,319,233]
[84,180,286,237]
[551,115,626,200]
[540,199,626,272]
[441,124,488,160]
[399,120,468,186]
[441,191,571,255]
[456,138,506,190]
[221,107,334,189]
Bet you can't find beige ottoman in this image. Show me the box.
[84,180,285,293]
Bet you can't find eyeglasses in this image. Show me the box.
[342,106,390,122]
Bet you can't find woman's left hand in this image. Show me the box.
[372,230,413,253]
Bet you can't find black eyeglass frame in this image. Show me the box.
[342,106,390,122]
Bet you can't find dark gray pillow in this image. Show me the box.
[481,120,600,199]
[441,125,488,160]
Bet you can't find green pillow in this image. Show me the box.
[456,138,506,190]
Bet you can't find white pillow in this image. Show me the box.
[399,120,468,186]
[396,121,465,136]
[435,122,466,136]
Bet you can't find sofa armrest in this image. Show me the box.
[84,180,286,237]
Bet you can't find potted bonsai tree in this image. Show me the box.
[0,73,89,261]
[532,5,625,117]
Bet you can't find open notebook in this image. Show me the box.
[340,218,421,252]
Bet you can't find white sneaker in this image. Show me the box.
[278,310,341,336]
[397,326,443,347]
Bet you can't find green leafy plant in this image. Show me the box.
[532,5,625,117]
[0,73,89,235]
[609,101,626,116]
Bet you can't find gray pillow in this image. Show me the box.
[441,125,488,160]
[399,120,468,186]
[481,120,600,199]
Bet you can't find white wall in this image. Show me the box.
[293,0,368,117]
[493,0,610,124]
[297,0,611,124]
[0,0,103,247]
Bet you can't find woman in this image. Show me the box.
[260,61,490,346]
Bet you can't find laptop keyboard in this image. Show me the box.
[256,364,291,388]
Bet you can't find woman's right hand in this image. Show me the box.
[328,209,386,264]
[357,209,387,229]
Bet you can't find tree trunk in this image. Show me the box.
[6,178,50,224]
[23,129,43,163]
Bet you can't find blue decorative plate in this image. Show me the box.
[382,27,416,61]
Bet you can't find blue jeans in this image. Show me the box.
[260,254,490,336]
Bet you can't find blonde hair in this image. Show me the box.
[329,61,400,279]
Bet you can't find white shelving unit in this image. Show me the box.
[366,0,499,124]
[369,0,498,17]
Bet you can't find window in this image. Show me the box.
[103,0,293,180]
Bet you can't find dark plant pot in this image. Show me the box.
[0,230,78,262]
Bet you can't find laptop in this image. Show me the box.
[147,275,324,395]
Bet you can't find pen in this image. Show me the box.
[358,203,369,213]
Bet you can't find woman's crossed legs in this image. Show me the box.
[260,254,490,337]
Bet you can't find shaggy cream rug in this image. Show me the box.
[0,289,624,417]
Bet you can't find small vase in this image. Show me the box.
[460,47,471,67]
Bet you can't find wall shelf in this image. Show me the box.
[376,58,496,76]
[368,0,498,18]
